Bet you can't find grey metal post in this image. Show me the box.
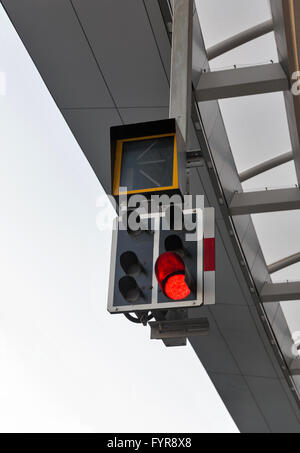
[169,0,193,144]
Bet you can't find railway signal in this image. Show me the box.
[107,119,215,342]
[107,204,215,314]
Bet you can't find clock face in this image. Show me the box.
[118,135,175,193]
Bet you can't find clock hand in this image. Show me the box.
[138,159,166,165]
[139,169,161,187]
[136,140,158,161]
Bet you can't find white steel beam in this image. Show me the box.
[229,187,300,215]
[207,19,274,61]
[239,151,294,182]
[261,281,300,302]
[268,252,300,274]
[195,63,288,102]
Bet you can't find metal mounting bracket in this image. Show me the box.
[149,317,209,343]
[186,149,203,168]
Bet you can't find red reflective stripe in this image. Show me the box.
[204,238,215,271]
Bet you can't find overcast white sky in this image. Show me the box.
[0,2,238,433]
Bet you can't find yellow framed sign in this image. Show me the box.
[112,132,179,196]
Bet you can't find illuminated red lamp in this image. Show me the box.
[155,252,191,301]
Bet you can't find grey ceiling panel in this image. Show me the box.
[245,376,300,432]
[271,306,294,363]
[189,168,206,200]
[197,95,242,206]
[189,307,240,375]
[214,232,247,306]
[205,114,242,206]
[209,373,270,433]
[220,151,241,205]
[62,108,121,193]
[293,376,300,395]
[205,114,226,177]
[198,100,219,139]
[250,248,270,293]
[264,302,280,327]
[187,120,200,151]
[279,378,300,424]
[194,167,223,218]
[241,220,260,271]
[189,168,222,218]
[207,113,242,205]
[2,0,114,108]
[248,305,286,379]
[72,0,169,107]
[215,217,255,307]
[143,0,171,83]
[119,107,168,124]
[232,215,251,245]
[209,305,278,378]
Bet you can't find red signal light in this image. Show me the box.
[155,252,191,301]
